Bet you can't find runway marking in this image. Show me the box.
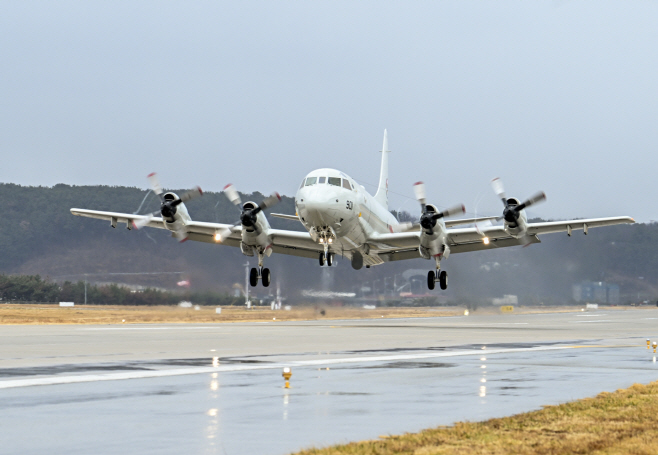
[569,320,614,324]
[0,345,595,390]
[79,326,227,331]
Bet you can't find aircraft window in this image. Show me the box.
[328,177,341,186]
[299,179,305,189]
[305,177,317,186]
[318,177,326,184]
[342,179,352,190]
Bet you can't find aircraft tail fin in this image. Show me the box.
[373,129,390,209]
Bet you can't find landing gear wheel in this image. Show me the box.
[319,252,325,266]
[427,271,436,290]
[326,253,333,267]
[262,268,271,287]
[439,270,448,290]
[249,267,258,287]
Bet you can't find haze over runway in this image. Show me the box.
[1,2,657,221]
[2,309,658,454]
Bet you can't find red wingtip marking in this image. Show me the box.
[461,204,466,213]
[414,181,423,186]
[389,225,394,233]
[223,184,232,190]
[198,187,203,195]
[275,192,281,200]
[131,221,138,229]
[147,172,156,178]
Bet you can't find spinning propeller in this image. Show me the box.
[132,173,202,242]
[413,182,465,235]
[491,177,546,224]
[215,184,281,241]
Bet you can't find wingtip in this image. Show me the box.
[223,184,232,191]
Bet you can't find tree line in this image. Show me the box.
[0,274,242,306]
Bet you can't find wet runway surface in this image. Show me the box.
[2,309,658,455]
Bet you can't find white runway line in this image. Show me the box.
[0,345,580,390]
[569,320,614,324]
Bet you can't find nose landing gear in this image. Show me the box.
[319,252,334,267]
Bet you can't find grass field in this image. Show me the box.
[0,304,589,325]
[293,381,658,455]
[0,304,465,324]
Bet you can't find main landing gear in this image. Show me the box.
[427,270,448,290]
[319,252,334,267]
[249,267,271,287]
[250,252,271,287]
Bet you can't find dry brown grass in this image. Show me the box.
[293,381,658,455]
[0,304,464,325]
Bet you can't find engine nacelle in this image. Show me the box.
[161,192,191,232]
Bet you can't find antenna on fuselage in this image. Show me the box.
[373,129,390,209]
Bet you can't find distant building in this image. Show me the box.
[572,281,620,304]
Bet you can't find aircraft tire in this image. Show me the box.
[262,268,271,287]
[439,271,448,290]
[249,268,259,287]
[427,271,436,290]
[319,252,325,266]
[327,253,333,267]
[351,252,363,270]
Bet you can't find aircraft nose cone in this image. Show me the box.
[300,188,339,226]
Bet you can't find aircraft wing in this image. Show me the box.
[70,208,323,259]
[71,209,168,230]
[367,215,634,262]
[526,216,635,235]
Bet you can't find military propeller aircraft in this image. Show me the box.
[71,131,634,290]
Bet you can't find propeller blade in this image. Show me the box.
[259,192,281,211]
[515,191,546,212]
[147,173,163,197]
[389,221,419,233]
[413,182,426,205]
[475,219,493,235]
[223,184,242,207]
[434,204,466,220]
[132,212,157,230]
[178,186,203,203]
[174,228,188,242]
[491,177,507,206]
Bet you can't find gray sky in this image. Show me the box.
[1,1,656,221]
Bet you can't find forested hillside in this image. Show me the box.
[0,182,656,303]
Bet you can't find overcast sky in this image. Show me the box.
[1,1,656,221]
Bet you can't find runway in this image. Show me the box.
[2,308,658,455]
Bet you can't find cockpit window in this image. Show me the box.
[305,177,317,186]
[328,177,341,186]
[342,179,352,190]
[318,177,326,184]
[299,179,305,189]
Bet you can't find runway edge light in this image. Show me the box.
[282,367,292,389]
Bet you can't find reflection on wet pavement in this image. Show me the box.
[2,311,658,455]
